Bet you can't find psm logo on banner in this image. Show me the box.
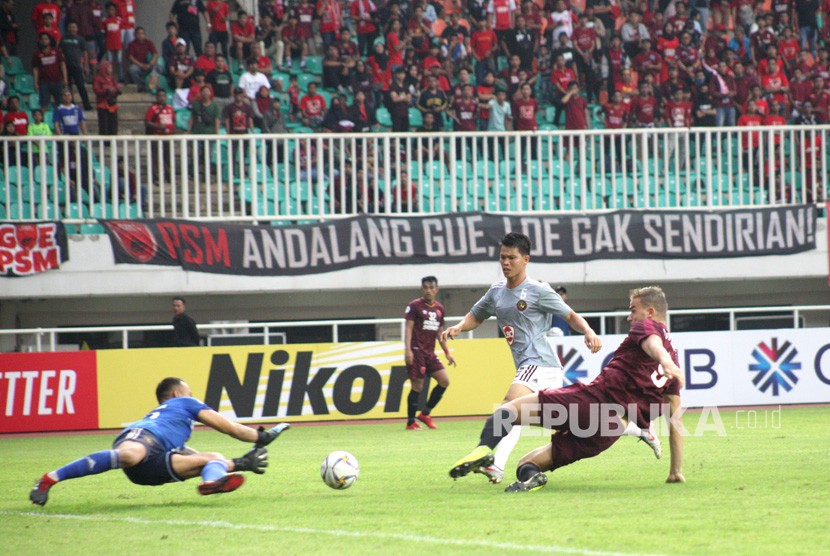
[749,338,801,396]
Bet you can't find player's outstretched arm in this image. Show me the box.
[565,311,602,353]
[441,312,483,342]
[664,394,685,483]
[196,408,272,443]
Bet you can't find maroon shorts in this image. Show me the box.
[537,382,623,471]
[407,351,444,381]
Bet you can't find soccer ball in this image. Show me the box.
[320,451,359,490]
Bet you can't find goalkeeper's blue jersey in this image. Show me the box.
[123,396,209,452]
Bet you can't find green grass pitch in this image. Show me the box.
[1,407,828,555]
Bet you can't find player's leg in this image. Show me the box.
[171,451,247,496]
[504,443,554,493]
[450,392,540,479]
[417,366,449,429]
[29,439,145,506]
[622,417,661,459]
[406,359,426,429]
[475,382,535,483]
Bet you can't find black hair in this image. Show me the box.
[156,377,185,403]
[172,296,186,304]
[501,232,531,256]
[554,286,567,295]
[421,276,438,286]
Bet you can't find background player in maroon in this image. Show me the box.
[404,276,456,430]
[450,286,685,491]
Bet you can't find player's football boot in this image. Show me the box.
[416,413,438,429]
[504,472,548,493]
[639,428,662,460]
[405,422,423,430]
[474,465,504,484]
[449,446,494,479]
[198,472,245,496]
[29,474,56,506]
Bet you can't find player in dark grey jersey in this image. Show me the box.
[442,232,602,483]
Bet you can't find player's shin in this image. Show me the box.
[424,385,446,414]
[479,407,516,449]
[517,462,542,482]
[407,390,419,425]
[55,450,120,481]
[493,425,522,471]
[201,459,229,482]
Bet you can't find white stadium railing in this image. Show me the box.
[1,126,827,225]
[2,305,829,352]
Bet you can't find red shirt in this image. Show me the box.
[665,100,692,127]
[603,103,627,128]
[452,98,478,131]
[572,27,597,53]
[387,31,403,65]
[317,0,342,34]
[104,16,123,51]
[207,1,230,32]
[145,103,175,134]
[404,297,446,354]
[127,38,157,65]
[471,29,497,61]
[491,0,513,30]
[657,36,679,63]
[231,19,256,43]
[513,97,539,130]
[32,48,64,83]
[4,111,29,136]
[295,4,315,38]
[779,38,799,63]
[630,95,658,125]
[551,67,576,91]
[32,2,61,28]
[116,0,136,30]
[737,113,763,149]
[351,0,377,34]
[300,93,326,117]
[761,71,790,104]
[195,54,217,73]
[564,95,588,130]
[593,318,680,426]
[37,25,62,46]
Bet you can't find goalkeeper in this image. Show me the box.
[29,377,289,506]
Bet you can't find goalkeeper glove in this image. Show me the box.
[232,447,268,475]
[255,423,290,448]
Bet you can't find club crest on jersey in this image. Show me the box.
[503,325,515,345]
[516,300,527,311]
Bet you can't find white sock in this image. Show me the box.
[623,420,643,437]
[492,424,522,471]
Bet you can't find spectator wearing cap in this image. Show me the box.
[168,37,195,89]
[170,0,209,57]
[238,57,270,100]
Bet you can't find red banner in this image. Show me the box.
[0,222,69,276]
[0,352,99,433]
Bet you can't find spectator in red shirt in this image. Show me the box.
[194,41,218,74]
[386,18,407,69]
[778,27,800,71]
[737,99,763,169]
[144,90,176,181]
[231,9,256,64]
[300,81,327,128]
[488,0,516,44]
[317,0,343,48]
[3,95,28,136]
[351,0,379,57]
[471,18,498,85]
[761,59,791,111]
[551,53,577,126]
[451,83,479,156]
[103,2,124,81]
[37,12,61,46]
[602,90,628,171]
[32,1,60,30]
[207,0,231,59]
[115,0,137,52]
[127,26,159,92]
[32,32,67,110]
[629,80,658,128]
[168,38,195,90]
[562,80,589,159]
[664,88,692,168]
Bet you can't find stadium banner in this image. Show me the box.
[0,221,69,277]
[0,351,99,433]
[101,206,817,275]
[4,327,829,432]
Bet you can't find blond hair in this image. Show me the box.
[629,286,668,317]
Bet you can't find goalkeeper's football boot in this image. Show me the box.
[30,474,56,506]
[449,446,494,479]
[639,428,662,460]
[475,465,504,484]
[504,471,548,493]
[198,473,245,496]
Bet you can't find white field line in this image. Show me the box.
[1,510,665,556]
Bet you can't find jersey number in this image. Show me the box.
[651,365,668,388]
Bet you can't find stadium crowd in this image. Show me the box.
[2,0,830,137]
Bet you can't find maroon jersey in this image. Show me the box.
[513,97,539,130]
[630,95,659,126]
[452,98,478,131]
[404,298,446,354]
[33,48,64,83]
[594,318,680,426]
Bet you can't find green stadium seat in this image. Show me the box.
[304,56,323,76]
[175,109,191,130]
[4,56,25,76]
[14,74,36,95]
[298,73,317,91]
[375,107,392,129]
[408,108,423,128]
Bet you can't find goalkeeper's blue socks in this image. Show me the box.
[201,460,229,483]
[54,450,120,481]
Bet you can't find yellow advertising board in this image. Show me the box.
[96,339,516,428]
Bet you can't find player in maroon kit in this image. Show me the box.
[450,286,685,492]
[404,276,457,430]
